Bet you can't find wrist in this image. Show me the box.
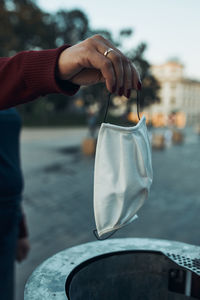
[57,46,83,81]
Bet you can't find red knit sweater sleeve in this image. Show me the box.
[0,45,79,110]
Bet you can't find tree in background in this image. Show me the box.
[0,0,55,55]
[0,0,160,125]
[127,41,160,109]
[0,0,91,119]
[81,29,160,128]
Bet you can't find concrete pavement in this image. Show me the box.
[15,127,200,300]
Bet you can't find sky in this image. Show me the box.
[37,0,200,80]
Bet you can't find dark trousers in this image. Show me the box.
[0,200,20,300]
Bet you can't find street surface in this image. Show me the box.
[16,126,200,300]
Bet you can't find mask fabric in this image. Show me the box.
[93,115,153,238]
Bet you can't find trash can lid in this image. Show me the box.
[24,238,200,300]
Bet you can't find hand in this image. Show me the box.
[58,34,141,98]
[16,238,30,263]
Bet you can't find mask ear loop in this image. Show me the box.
[103,92,111,123]
[103,91,141,124]
[137,90,141,121]
[93,229,118,240]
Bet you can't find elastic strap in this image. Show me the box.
[137,90,141,121]
[93,229,118,240]
[103,93,112,123]
[103,91,141,123]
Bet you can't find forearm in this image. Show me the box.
[0,45,79,110]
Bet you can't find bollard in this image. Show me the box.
[24,238,200,300]
[81,138,96,156]
[152,134,165,150]
[172,130,184,145]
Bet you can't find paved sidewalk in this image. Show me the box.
[16,127,200,300]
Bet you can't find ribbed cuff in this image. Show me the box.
[23,45,80,97]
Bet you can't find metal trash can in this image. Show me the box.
[24,238,200,300]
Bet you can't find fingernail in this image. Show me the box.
[118,87,123,96]
[137,81,142,90]
[127,89,131,98]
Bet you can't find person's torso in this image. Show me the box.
[0,108,23,200]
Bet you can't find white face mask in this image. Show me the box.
[93,115,153,239]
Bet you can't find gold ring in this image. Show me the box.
[103,48,113,57]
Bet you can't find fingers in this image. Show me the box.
[92,35,141,97]
[104,50,124,94]
[131,62,141,90]
[58,34,141,96]
[123,59,132,98]
[88,50,116,93]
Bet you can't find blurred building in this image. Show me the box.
[148,60,200,126]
